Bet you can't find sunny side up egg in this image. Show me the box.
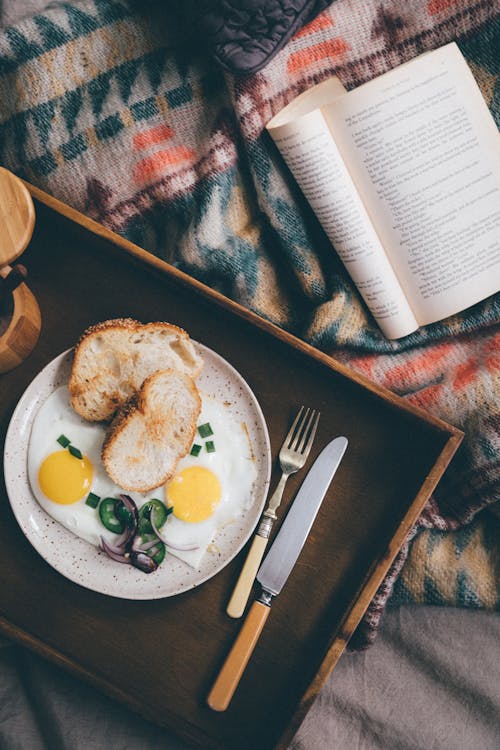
[28,386,258,569]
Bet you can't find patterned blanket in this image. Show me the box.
[0,0,498,647]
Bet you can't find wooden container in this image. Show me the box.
[0,168,41,372]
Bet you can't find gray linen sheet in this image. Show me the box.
[1,606,498,749]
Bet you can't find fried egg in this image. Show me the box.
[161,396,258,566]
[28,386,257,569]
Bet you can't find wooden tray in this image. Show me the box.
[0,185,462,750]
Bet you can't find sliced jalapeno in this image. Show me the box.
[99,497,132,534]
[138,498,170,534]
[115,499,134,527]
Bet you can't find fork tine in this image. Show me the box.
[294,407,311,449]
[292,407,313,452]
[285,405,306,449]
[296,409,318,454]
[303,410,320,457]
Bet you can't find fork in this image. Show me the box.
[226,406,320,618]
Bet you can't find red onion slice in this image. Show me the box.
[104,495,140,553]
[112,528,131,550]
[150,513,200,552]
[102,537,129,556]
[118,494,139,531]
[134,538,162,552]
[100,536,130,564]
[130,550,158,573]
[100,496,197,571]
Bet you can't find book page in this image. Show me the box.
[267,77,347,127]
[325,43,500,325]
[268,108,418,339]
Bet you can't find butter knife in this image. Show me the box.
[207,435,348,711]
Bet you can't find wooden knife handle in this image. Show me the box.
[226,534,269,618]
[207,600,270,711]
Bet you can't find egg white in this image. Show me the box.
[27,386,257,570]
[163,394,257,567]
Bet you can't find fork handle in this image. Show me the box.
[226,534,269,618]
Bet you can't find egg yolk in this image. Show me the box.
[165,466,221,523]
[38,450,93,504]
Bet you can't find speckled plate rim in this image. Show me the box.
[4,345,271,600]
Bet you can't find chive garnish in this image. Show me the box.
[205,440,215,453]
[56,435,83,460]
[68,445,83,460]
[85,492,100,508]
[190,444,202,457]
[198,422,213,438]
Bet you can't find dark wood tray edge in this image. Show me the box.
[3,181,464,749]
[25,180,463,444]
[276,432,462,748]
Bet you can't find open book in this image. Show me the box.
[267,43,500,339]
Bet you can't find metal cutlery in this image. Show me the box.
[208,435,348,711]
[226,406,320,619]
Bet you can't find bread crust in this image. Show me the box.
[101,369,201,492]
[73,317,190,347]
[69,318,203,422]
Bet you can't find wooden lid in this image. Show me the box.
[0,167,36,268]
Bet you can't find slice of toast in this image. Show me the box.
[69,318,203,421]
[101,368,201,492]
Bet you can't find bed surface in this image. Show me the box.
[1,606,498,749]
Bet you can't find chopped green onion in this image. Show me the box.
[198,422,213,438]
[166,505,174,516]
[85,492,100,508]
[190,443,202,457]
[57,434,71,448]
[68,445,83,460]
[205,440,216,453]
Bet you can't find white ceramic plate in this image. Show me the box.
[4,345,271,599]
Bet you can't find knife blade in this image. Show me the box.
[207,435,348,711]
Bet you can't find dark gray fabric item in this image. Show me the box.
[183,0,335,74]
[2,0,335,74]
[1,607,499,749]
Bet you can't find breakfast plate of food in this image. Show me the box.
[4,319,271,599]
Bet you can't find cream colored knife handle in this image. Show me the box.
[207,600,270,711]
[226,534,269,618]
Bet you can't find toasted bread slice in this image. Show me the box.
[101,369,201,492]
[69,318,203,421]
